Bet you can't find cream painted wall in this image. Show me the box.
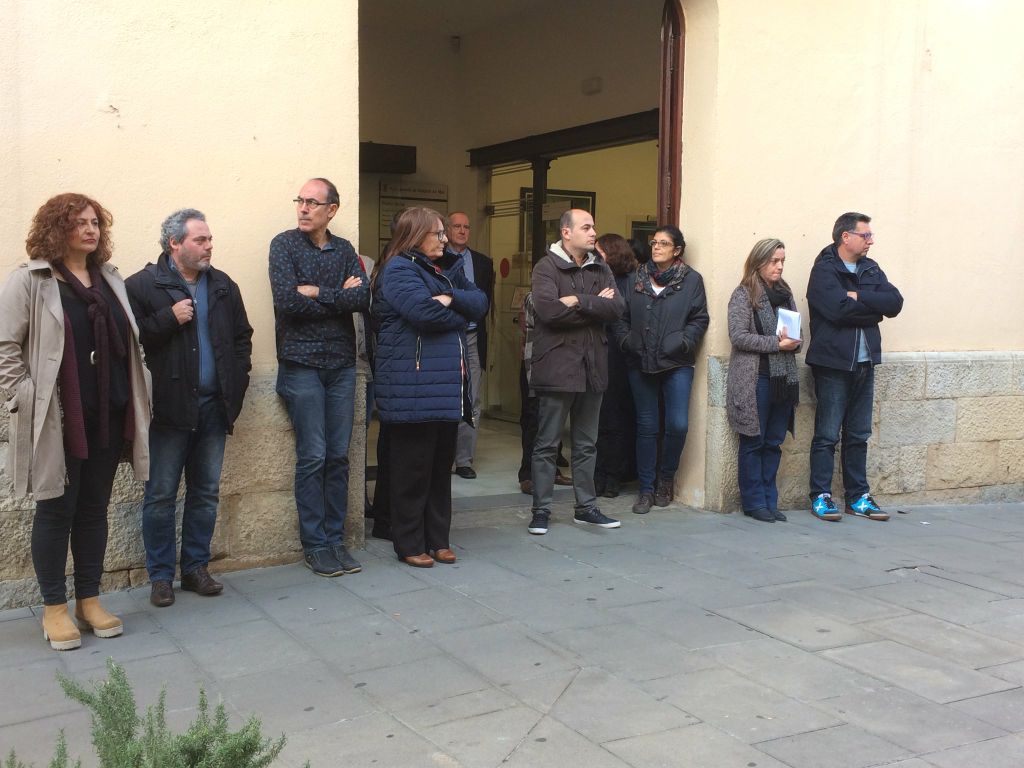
[677,0,1024,507]
[0,0,360,371]
[697,0,1024,359]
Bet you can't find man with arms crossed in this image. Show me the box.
[269,178,370,575]
[445,211,494,479]
[805,211,903,522]
[527,209,624,535]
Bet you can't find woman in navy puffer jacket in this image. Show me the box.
[371,207,488,568]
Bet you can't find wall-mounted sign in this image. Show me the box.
[379,181,449,242]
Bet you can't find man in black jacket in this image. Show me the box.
[805,212,903,523]
[445,211,494,479]
[126,209,253,607]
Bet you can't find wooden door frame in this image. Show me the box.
[658,0,685,226]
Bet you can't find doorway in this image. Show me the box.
[359,0,672,506]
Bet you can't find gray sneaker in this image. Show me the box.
[305,549,345,577]
[332,544,363,574]
[574,507,621,529]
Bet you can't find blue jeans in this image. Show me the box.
[277,361,355,553]
[809,364,874,502]
[628,366,694,494]
[142,399,227,582]
[737,375,792,513]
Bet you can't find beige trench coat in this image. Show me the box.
[0,260,151,500]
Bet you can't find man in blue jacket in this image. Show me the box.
[805,212,903,522]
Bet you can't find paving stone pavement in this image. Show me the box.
[3,500,1024,767]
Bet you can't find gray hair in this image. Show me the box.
[160,208,206,252]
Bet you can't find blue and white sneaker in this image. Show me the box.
[846,493,889,521]
[811,493,842,522]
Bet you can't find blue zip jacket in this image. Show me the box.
[805,244,903,370]
[372,250,488,423]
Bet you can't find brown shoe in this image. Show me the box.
[554,472,572,486]
[74,596,123,638]
[654,476,674,507]
[432,548,457,564]
[42,604,81,651]
[181,566,224,596]
[150,580,175,607]
[401,553,434,568]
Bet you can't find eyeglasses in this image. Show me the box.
[435,230,448,241]
[293,197,331,209]
[649,239,676,249]
[846,230,874,240]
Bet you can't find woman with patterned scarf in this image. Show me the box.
[726,238,801,523]
[613,226,709,516]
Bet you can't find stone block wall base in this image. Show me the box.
[706,351,1024,513]
[0,368,369,611]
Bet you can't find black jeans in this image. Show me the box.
[389,421,457,558]
[371,422,392,534]
[518,363,539,482]
[33,418,124,605]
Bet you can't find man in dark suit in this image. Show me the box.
[445,211,494,479]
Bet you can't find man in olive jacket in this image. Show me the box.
[527,209,624,535]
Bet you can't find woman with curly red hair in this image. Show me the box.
[0,193,151,650]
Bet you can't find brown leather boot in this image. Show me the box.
[42,604,82,651]
[74,596,123,638]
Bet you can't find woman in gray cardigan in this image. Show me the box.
[726,239,801,523]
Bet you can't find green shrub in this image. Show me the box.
[5,658,308,767]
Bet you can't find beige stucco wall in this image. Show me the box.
[0,0,361,608]
[684,0,1024,509]
[693,0,1024,355]
[0,0,360,368]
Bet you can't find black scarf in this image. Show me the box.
[54,261,127,448]
[752,278,799,405]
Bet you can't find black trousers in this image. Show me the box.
[389,421,457,558]
[518,364,538,482]
[370,422,392,535]
[33,419,124,605]
[595,357,637,485]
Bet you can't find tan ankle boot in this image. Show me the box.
[74,596,123,638]
[42,604,82,651]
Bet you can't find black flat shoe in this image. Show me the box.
[743,508,775,523]
[773,510,787,522]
